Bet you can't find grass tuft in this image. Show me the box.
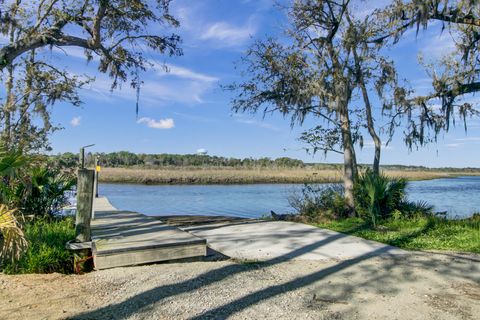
[1,217,75,274]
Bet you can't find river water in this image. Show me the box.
[99,176,480,219]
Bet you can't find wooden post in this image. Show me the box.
[76,169,94,242]
[79,147,85,168]
[74,168,95,272]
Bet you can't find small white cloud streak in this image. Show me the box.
[363,140,393,150]
[157,63,218,82]
[420,30,457,59]
[234,115,280,131]
[137,117,175,129]
[70,116,81,127]
[80,62,218,106]
[200,19,256,46]
[446,143,462,148]
[443,137,480,148]
[455,137,480,142]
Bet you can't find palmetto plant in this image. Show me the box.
[355,169,407,227]
[21,167,76,217]
[0,146,30,201]
[0,204,27,264]
[0,146,29,264]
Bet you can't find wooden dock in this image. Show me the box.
[90,198,207,270]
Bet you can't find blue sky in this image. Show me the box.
[46,0,480,167]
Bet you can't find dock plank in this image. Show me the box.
[91,198,207,270]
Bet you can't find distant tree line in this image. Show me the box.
[50,151,480,172]
[51,152,306,169]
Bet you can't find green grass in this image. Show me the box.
[1,217,75,274]
[315,216,480,253]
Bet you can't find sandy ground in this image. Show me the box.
[0,251,479,320]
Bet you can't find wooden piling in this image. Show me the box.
[74,168,95,273]
[76,169,94,243]
[79,147,85,169]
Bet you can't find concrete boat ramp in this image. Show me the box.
[90,197,404,269]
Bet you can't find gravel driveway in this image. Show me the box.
[1,251,479,319]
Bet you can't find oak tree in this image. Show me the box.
[0,0,182,150]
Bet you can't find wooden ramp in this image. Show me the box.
[91,198,207,270]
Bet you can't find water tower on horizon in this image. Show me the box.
[196,148,208,155]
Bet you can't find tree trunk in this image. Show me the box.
[340,104,356,216]
[352,46,382,176]
[359,81,381,175]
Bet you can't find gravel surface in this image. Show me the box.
[1,251,479,320]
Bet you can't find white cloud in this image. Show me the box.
[70,116,81,127]
[158,63,218,82]
[200,20,256,46]
[137,117,175,129]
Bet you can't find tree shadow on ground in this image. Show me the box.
[72,223,479,320]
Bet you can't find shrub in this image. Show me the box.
[1,217,75,274]
[16,166,76,218]
[289,184,347,221]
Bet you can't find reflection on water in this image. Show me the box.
[99,176,480,219]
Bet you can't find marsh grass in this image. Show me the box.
[98,167,480,185]
[316,216,480,253]
[1,217,75,274]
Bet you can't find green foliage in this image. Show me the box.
[16,166,76,218]
[316,215,480,253]
[354,169,408,226]
[2,217,75,274]
[289,184,347,221]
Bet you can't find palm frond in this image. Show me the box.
[0,204,28,264]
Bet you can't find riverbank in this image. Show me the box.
[98,167,480,185]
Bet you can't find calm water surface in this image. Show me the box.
[99,176,480,219]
